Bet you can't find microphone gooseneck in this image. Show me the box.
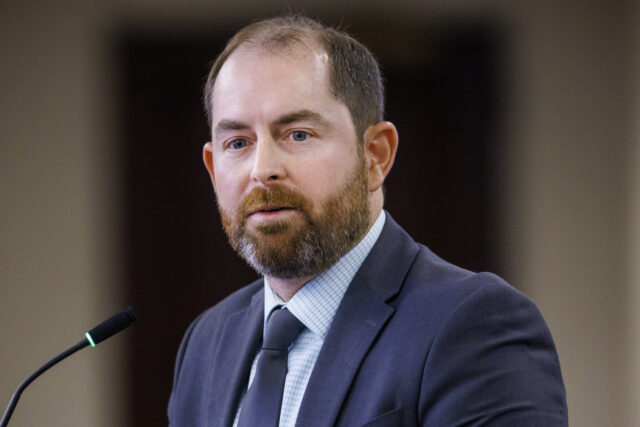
[0,307,137,427]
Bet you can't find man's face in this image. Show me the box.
[205,44,371,279]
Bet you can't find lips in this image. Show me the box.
[250,205,294,215]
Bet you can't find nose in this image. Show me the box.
[250,137,286,185]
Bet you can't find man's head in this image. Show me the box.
[202,15,398,284]
[204,15,384,142]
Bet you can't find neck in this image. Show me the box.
[266,276,313,302]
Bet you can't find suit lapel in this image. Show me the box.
[295,275,394,427]
[208,288,264,427]
[295,214,420,427]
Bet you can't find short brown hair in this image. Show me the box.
[203,15,384,140]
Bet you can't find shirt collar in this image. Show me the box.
[263,210,386,338]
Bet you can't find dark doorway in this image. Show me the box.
[117,18,503,426]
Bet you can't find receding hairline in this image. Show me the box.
[208,40,334,124]
[233,24,324,57]
[205,22,328,106]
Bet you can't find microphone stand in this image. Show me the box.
[0,338,89,427]
[0,307,136,427]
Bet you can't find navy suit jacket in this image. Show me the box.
[168,214,567,426]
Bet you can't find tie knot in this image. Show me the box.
[263,307,304,351]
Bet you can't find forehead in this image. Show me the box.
[210,44,336,123]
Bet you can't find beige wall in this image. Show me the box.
[502,2,634,425]
[0,1,125,426]
[0,1,637,426]
[629,0,640,423]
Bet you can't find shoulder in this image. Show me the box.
[174,279,263,366]
[185,279,263,340]
[169,279,263,390]
[400,246,567,424]
[401,243,537,320]
[369,213,543,330]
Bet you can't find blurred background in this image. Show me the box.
[1,0,638,426]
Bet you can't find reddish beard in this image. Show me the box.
[218,159,370,279]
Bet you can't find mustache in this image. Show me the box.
[237,185,313,221]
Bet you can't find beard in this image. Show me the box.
[217,158,371,279]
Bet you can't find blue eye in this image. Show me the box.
[291,131,308,142]
[229,138,248,150]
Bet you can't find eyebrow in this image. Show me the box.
[214,119,250,139]
[213,109,331,139]
[273,109,331,128]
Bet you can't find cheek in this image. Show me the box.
[292,153,357,201]
[213,169,245,212]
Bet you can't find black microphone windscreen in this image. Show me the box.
[87,307,137,345]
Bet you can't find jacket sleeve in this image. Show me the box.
[418,276,568,426]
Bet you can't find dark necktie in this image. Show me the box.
[237,307,305,427]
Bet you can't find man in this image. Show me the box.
[168,15,567,427]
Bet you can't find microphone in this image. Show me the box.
[0,307,137,427]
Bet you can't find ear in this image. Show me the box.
[203,142,216,187]
[363,121,398,192]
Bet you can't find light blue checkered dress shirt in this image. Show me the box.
[232,210,386,427]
